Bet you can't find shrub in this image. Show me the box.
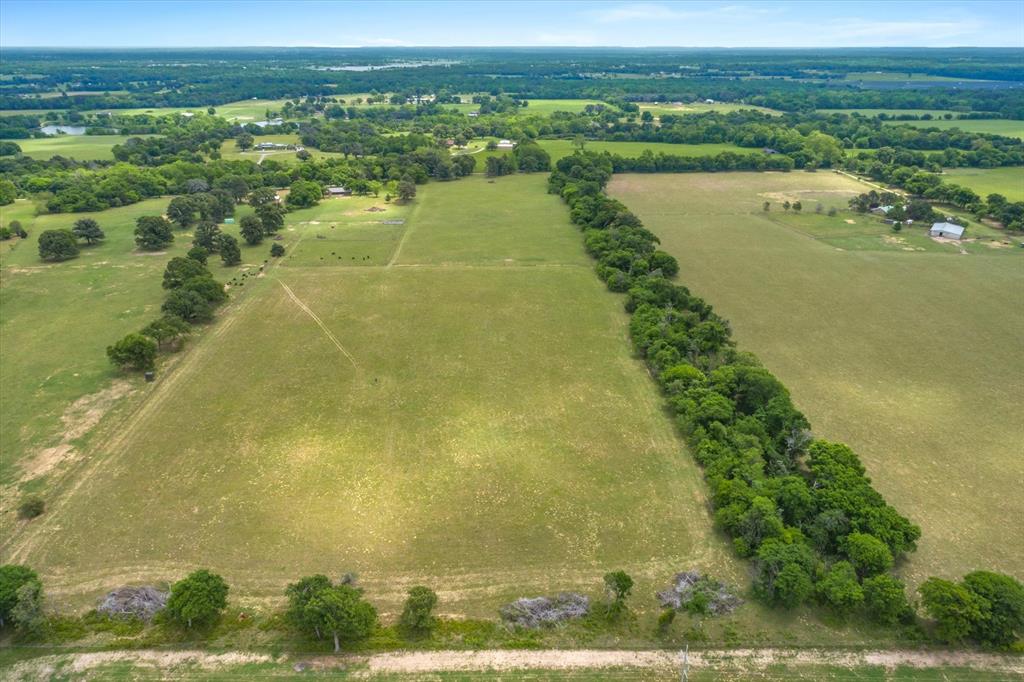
[845,533,894,578]
[239,215,264,245]
[919,577,988,643]
[106,333,158,371]
[71,218,104,244]
[164,569,228,629]
[863,574,912,626]
[38,229,80,262]
[17,495,45,520]
[399,586,438,637]
[186,246,209,264]
[134,216,174,251]
[816,561,863,615]
[270,243,285,257]
[0,565,38,628]
[218,234,241,266]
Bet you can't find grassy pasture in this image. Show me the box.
[1,175,748,629]
[455,140,751,166]
[218,133,345,162]
[638,102,780,119]
[610,171,1024,588]
[0,198,282,489]
[15,134,149,161]
[885,118,1024,139]
[939,166,1024,202]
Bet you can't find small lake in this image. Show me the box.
[39,125,87,136]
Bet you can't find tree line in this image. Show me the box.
[546,151,1022,644]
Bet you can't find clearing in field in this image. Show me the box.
[13,134,151,161]
[885,118,1024,140]
[939,166,1024,203]
[609,171,1024,588]
[1,175,740,624]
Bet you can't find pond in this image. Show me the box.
[39,125,88,136]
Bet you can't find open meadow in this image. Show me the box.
[940,166,1024,202]
[1,176,750,631]
[14,133,149,161]
[0,198,280,489]
[610,171,1024,589]
[885,118,1024,139]
[638,102,780,119]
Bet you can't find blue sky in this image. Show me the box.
[1,1,1022,48]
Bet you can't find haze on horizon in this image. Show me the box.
[1,0,1022,49]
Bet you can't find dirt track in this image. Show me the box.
[8,647,1023,680]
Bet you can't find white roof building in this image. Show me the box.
[496,139,516,149]
[929,222,965,239]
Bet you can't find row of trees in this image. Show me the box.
[0,565,440,650]
[545,152,1022,646]
[107,239,230,372]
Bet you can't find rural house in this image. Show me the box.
[326,186,352,196]
[929,222,965,239]
[496,139,516,149]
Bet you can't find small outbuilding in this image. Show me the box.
[496,139,516,149]
[326,186,352,196]
[871,205,894,215]
[929,222,965,239]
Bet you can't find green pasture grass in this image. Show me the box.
[219,134,345,162]
[0,109,55,117]
[539,140,752,162]
[280,195,412,267]
[1,175,747,631]
[522,99,607,115]
[610,171,1024,590]
[0,198,279,487]
[83,98,294,120]
[0,198,176,485]
[15,134,151,161]
[939,166,1024,202]
[638,102,781,119]
[884,118,1024,140]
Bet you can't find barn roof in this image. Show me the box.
[930,222,965,237]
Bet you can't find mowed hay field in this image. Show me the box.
[610,172,1024,587]
[885,118,1024,140]
[15,134,146,161]
[3,175,742,621]
[940,166,1024,202]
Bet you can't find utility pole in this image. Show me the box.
[680,642,689,682]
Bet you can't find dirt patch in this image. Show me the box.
[61,380,134,441]
[19,380,135,481]
[20,443,76,481]
[844,219,856,224]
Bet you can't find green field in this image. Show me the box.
[219,133,345,161]
[609,172,1024,590]
[638,101,780,119]
[0,198,278,488]
[82,98,295,121]
[939,166,1024,202]
[0,176,747,629]
[885,118,1024,139]
[455,140,752,166]
[15,134,151,161]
